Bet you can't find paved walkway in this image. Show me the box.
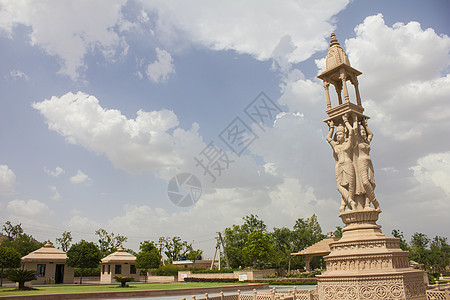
[0,283,272,299]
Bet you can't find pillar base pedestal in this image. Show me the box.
[317,270,427,300]
[317,209,427,299]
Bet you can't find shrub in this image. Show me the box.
[263,273,279,279]
[7,269,37,289]
[114,276,135,287]
[152,264,181,276]
[428,273,436,284]
[266,270,321,279]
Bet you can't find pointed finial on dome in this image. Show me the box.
[44,240,53,247]
[118,245,124,252]
[330,32,340,47]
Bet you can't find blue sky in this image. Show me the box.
[0,0,449,257]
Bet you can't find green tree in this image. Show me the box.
[241,214,267,235]
[428,236,450,272]
[292,215,325,251]
[223,214,328,270]
[1,234,43,256]
[2,221,23,240]
[392,229,409,251]
[95,228,128,256]
[139,241,157,253]
[410,232,430,250]
[243,231,270,269]
[409,232,430,267]
[66,240,102,284]
[1,221,42,257]
[135,249,161,282]
[162,237,191,262]
[271,227,294,270]
[7,269,37,289]
[223,224,247,268]
[333,226,343,239]
[0,246,21,286]
[186,248,203,268]
[56,231,72,252]
[291,215,325,270]
[223,215,267,268]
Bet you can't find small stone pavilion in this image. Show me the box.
[100,246,140,283]
[292,235,340,272]
[21,241,74,284]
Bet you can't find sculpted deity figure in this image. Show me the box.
[354,118,380,210]
[326,113,357,213]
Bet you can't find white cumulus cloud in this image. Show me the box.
[140,0,349,62]
[344,14,450,141]
[33,91,203,174]
[0,165,16,195]
[7,199,51,216]
[70,170,93,185]
[410,152,450,197]
[49,185,62,201]
[65,214,100,233]
[9,69,30,81]
[0,0,128,80]
[146,48,175,83]
[44,166,65,177]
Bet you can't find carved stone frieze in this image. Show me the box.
[330,238,401,251]
[318,273,426,300]
[325,253,409,272]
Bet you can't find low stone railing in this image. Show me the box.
[184,287,318,300]
[184,286,450,300]
[426,287,450,300]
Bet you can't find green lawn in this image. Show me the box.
[0,282,241,297]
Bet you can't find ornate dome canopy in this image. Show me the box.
[325,32,351,71]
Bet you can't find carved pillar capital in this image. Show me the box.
[323,81,331,109]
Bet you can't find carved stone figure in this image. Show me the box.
[354,118,380,210]
[326,113,357,212]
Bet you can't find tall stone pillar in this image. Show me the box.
[316,33,427,300]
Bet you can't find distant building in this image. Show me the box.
[21,241,74,284]
[173,259,218,269]
[100,246,140,283]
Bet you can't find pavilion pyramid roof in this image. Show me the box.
[292,236,340,256]
[21,240,67,262]
[101,245,136,263]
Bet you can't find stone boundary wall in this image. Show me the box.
[73,276,100,283]
[145,275,176,282]
[178,270,276,282]
[178,271,235,281]
[234,270,274,281]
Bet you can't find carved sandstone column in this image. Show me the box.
[323,81,331,109]
[316,33,427,300]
